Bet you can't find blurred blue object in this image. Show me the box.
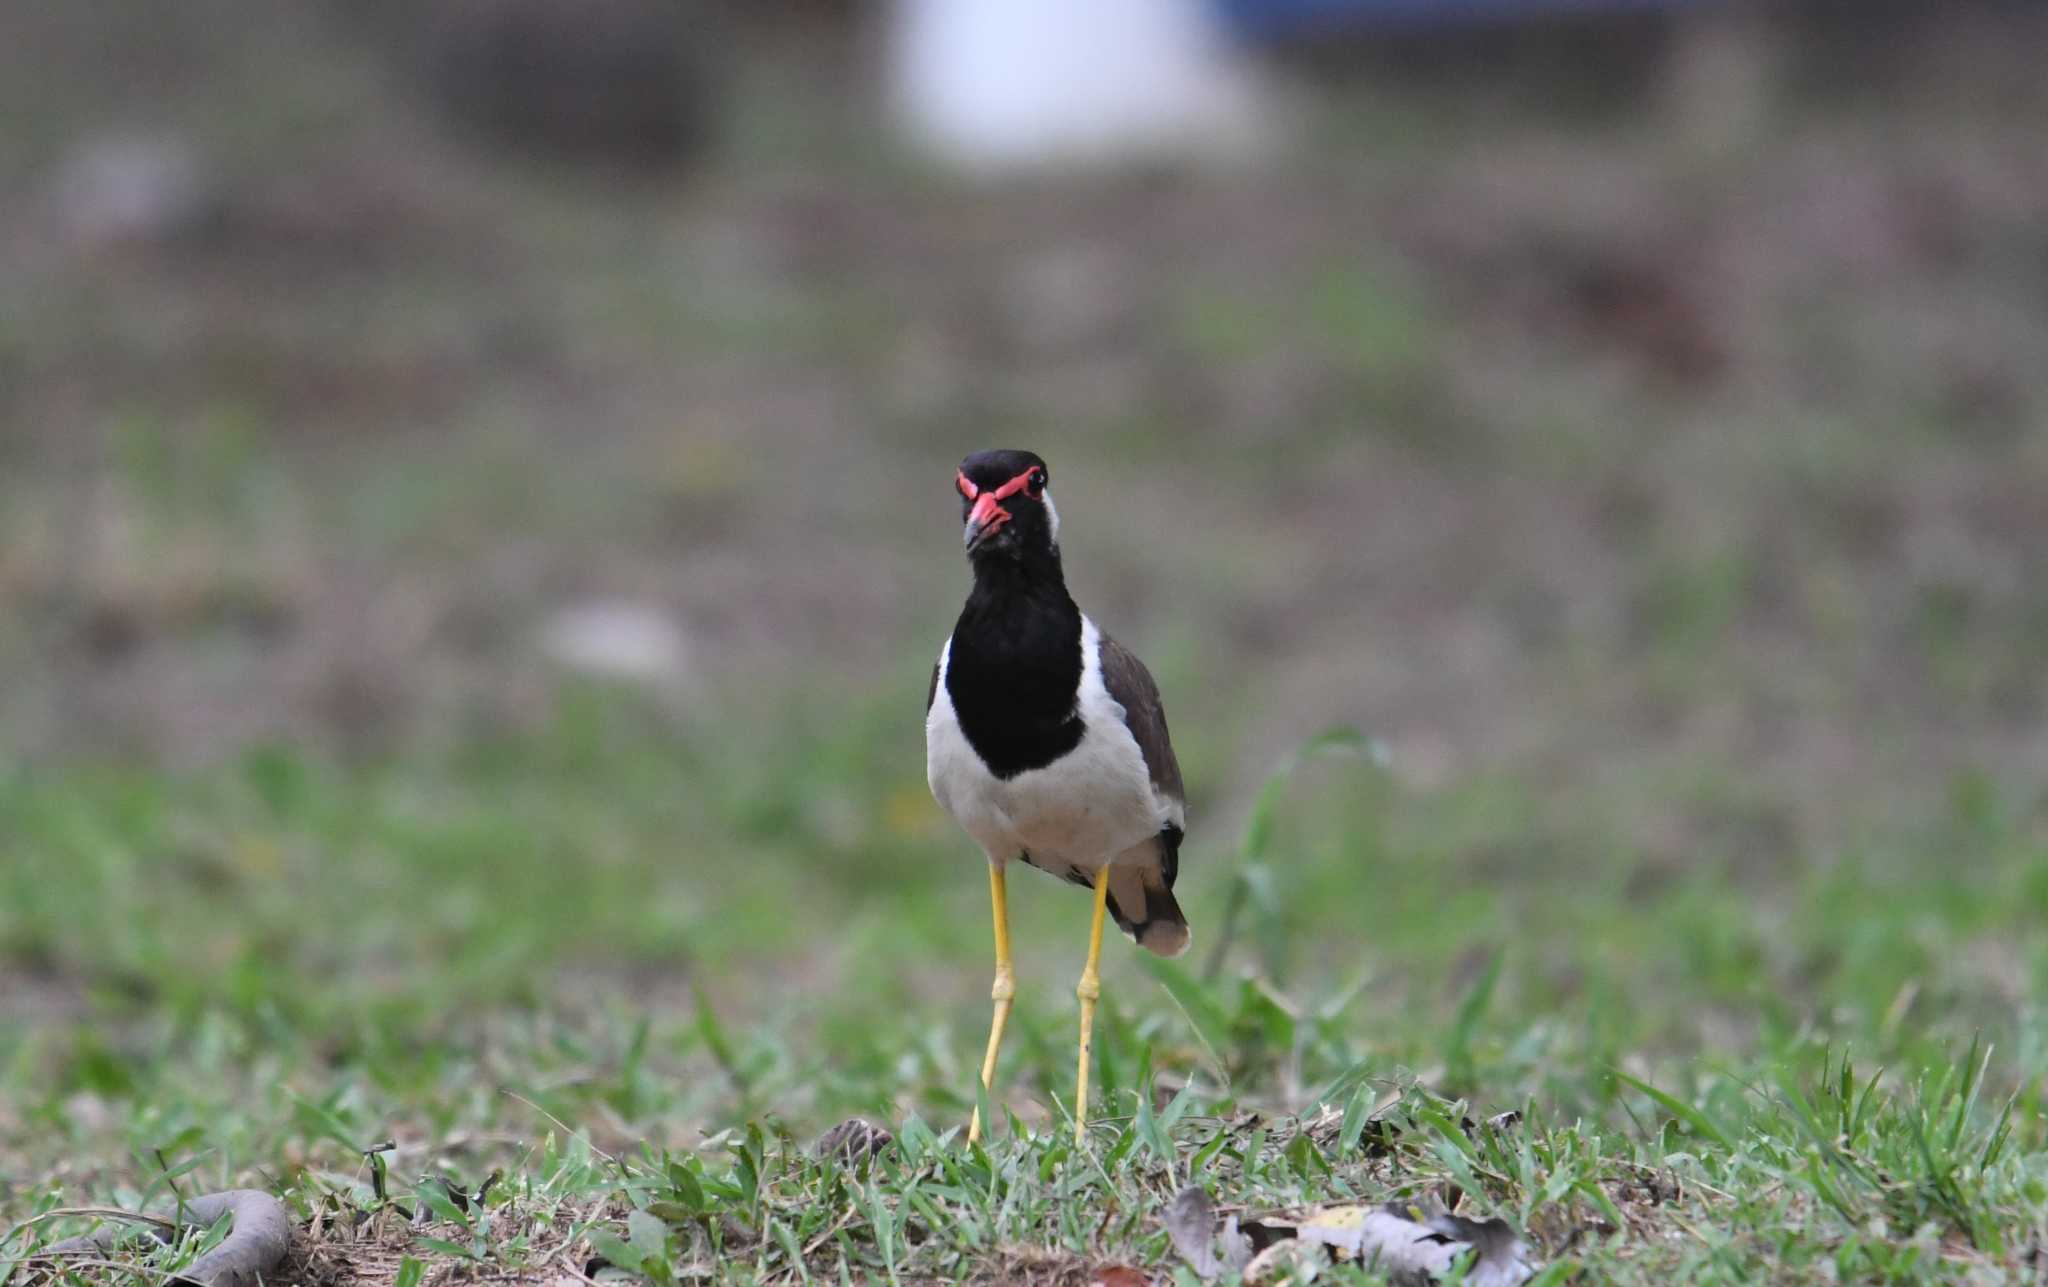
[1218,0,1699,39]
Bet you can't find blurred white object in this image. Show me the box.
[49,134,207,250]
[538,599,694,686]
[889,0,1267,169]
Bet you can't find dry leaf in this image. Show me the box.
[1243,1238,1319,1284]
[1165,1188,1533,1286]
[812,1118,893,1163]
[1163,1186,1253,1277]
[1297,1201,1533,1286]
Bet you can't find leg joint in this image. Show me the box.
[990,969,1015,1002]
[1075,970,1100,1003]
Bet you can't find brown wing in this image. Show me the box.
[1098,633,1184,809]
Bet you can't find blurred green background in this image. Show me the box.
[3,0,2048,1254]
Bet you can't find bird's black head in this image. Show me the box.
[955,449,1059,567]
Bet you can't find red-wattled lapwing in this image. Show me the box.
[925,449,1189,1145]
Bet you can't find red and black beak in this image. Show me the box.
[958,468,1038,552]
[962,493,1007,552]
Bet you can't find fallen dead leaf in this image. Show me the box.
[1166,1189,1534,1286]
[1163,1186,1253,1278]
[812,1118,894,1164]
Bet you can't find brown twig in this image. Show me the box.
[16,1255,186,1281]
[3,1207,179,1248]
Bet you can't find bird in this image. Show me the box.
[924,448,1189,1145]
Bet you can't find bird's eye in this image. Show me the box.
[1026,469,1046,499]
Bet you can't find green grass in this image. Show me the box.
[4,707,2047,1282]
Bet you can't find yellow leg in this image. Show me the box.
[1073,865,1111,1147]
[969,861,1015,1144]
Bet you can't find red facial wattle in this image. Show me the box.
[958,467,1043,547]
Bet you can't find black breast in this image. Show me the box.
[945,580,1085,780]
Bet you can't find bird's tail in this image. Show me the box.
[1107,864,1190,958]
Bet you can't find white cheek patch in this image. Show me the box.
[1042,491,1060,544]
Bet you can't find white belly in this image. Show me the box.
[926,618,1164,870]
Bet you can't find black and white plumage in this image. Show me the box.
[925,449,1190,956]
